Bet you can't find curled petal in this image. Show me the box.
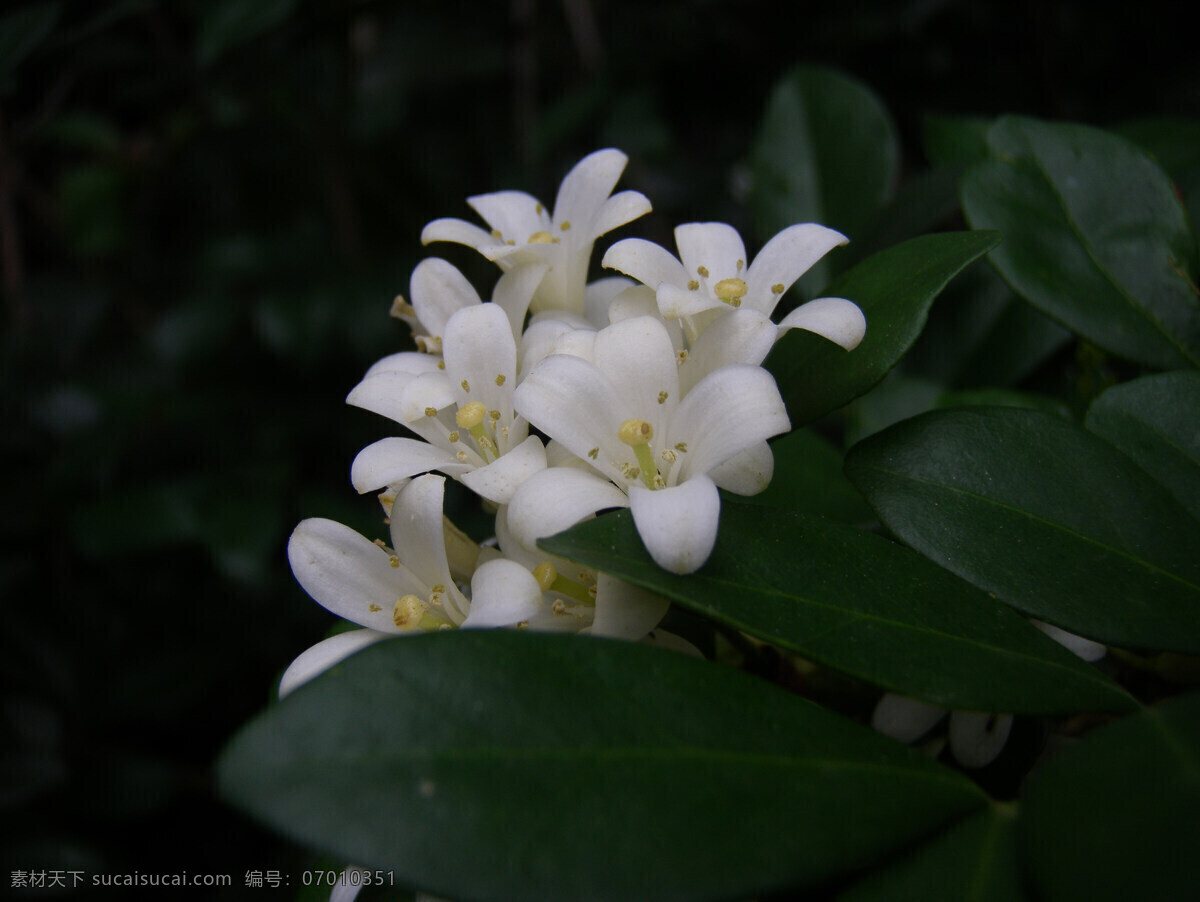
[287,518,423,631]
[602,238,690,291]
[590,573,669,641]
[421,217,497,250]
[553,148,628,231]
[680,309,777,395]
[744,223,848,314]
[777,297,867,351]
[459,435,547,504]
[351,437,463,494]
[871,693,948,744]
[506,467,629,553]
[278,630,392,699]
[409,258,483,339]
[491,263,550,337]
[1033,619,1107,662]
[591,189,652,239]
[948,711,1014,769]
[387,475,457,602]
[467,190,547,242]
[463,559,544,628]
[364,351,444,379]
[707,440,774,496]
[629,474,720,574]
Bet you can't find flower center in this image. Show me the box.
[618,418,665,489]
[713,277,747,307]
[533,561,597,605]
[456,401,498,462]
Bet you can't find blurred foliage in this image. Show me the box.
[1,0,1195,896]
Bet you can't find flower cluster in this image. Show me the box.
[281,149,865,694]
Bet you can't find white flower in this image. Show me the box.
[512,315,790,573]
[602,221,865,351]
[421,149,651,316]
[348,303,546,504]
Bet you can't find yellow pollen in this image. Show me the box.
[489,409,501,420]
[448,431,460,443]
[456,401,487,429]
[416,335,442,354]
[373,538,386,548]
[424,406,438,417]
[552,599,568,615]
[516,620,529,629]
[431,584,444,594]
[388,555,400,568]
[490,229,502,239]
[533,561,557,591]
[714,277,748,303]
[675,442,688,452]
[618,419,653,446]
[368,604,382,612]
[528,230,554,244]
[772,283,785,294]
[626,467,640,480]
[661,448,678,464]
[437,360,445,369]
[676,349,689,365]
[560,221,571,231]
[657,391,668,404]
[390,295,415,319]
[456,450,469,462]
[461,379,470,392]
[535,203,543,214]
[587,447,599,459]
[737,258,745,272]
[495,374,506,386]
[697,266,710,278]
[393,594,429,630]
[688,279,699,291]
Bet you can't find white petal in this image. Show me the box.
[777,297,867,351]
[443,302,517,416]
[513,354,629,480]
[629,474,720,574]
[656,281,723,320]
[421,217,498,250]
[602,237,689,290]
[679,309,777,395]
[553,148,628,232]
[589,573,669,640]
[506,467,629,553]
[467,190,547,242]
[707,440,774,496]
[462,559,544,628]
[287,519,420,631]
[364,351,444,379]
[1032,619,1107,662]
[671,365,790,480]
[351,437,462,494]
[744,223,848,314]
[519,319,587,379]
[591,189,652,238]
[490,262,549,336]
[459,434,547,504]
[278,630,392,698]
[948,712,1014,769]
[871,694,948,743]
[605,284,662,323]
[388,475,454,591]
[409,258,483,339]
[674,223,747,283]
[583,276,635,328]
[592,315,679,429]
[397,372,458,425]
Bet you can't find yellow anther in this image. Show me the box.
[373,538,386,548]
[516,620,529,629]
[587,447,599,459]
[437,360,445,369]
[393,594,429,630]
[456,401,487,429]
[714,277,748,304]
[448,431,460,443]
[416,335,442,353]
[533,561,558,591]
[390,295,415,319]
[535,203,544,214]
[456,450,469,462]
[675,442,688,452]
[368,604,382,612]
[688,279,699,291]
[424,406,438,417]
[495,374,506,386]
[618,419,653,446]
[737,258,745,272]
[657,391,668,404]
[388,555,400,568]
[528,230,554,244]
[676,349,689,365]
[431,584,445,594]
[697,265,710,278]
[552,599,568,615]
[626,467,641,480]
[489,409,501,421]
[772,283,785,294]
[661,448,678,464]
[461,379,471,392]
[490,229,502,239]
[560,221,571,231]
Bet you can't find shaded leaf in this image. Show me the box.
[1086,370,1200,522]
[750,428,875,524]
[962,116,1200,369]
[766,231,1000,425]
[923,114,993,168]
[845,406,1200,653]
[543,501,1135,715]
[1021,690,1200,902]
[195,0,296,67]
[218,631,985,902]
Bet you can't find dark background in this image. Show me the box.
[2,0,1194,897]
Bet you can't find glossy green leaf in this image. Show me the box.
[1118,117,1200,229]
[837,805,1027,902]
[749,429,875,524]
[1086,370,1200,522]
[542,501,1134,715]
[766,230,1000,425]
[1021,690,1200,902]
[218,631,985,902]
[845,406,1200,653]
[962,116,1200,369]
[748,65,899,294]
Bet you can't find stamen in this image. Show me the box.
[560,221,571,231]
[461,379,471,392]
[657,391,668,404]
[424,406,438,417]
[528,231,554,244]
[714,277,747,307]
[495,374,506,386]
[390,295,415,320]
[618,419,660,489]
[687,280,699,291]
[393,594,429,631]
[772,283,785,294]
[533,561,557,591]
[697,266,710,278]
[457,401,497,462]
[536,562,597,605]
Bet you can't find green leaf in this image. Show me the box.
[766,230,1000,425]
[922,114,993,168]
[1086,370,1200,522]
[195,0,296,67]
[749,429,875,524]
[845,406,1200,653]
[836,805,1027,902]
[1021,690,1200,902]
[542,501,1134,715]
[218,632,985,902]
[961,116,1200,369]
[748,65,899,295]
[1117,117,1200,228]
